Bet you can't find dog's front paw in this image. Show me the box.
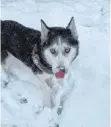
[48,118,59,127]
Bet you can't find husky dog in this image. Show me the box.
[1,17,79,127]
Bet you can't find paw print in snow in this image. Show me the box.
[19,98,28,104]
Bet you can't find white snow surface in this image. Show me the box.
[1,0,110,127]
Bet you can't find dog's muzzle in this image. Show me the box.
[55,66,67,79]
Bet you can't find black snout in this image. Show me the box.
[58,66,65,72]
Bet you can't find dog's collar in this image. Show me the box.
[32,44,53,74]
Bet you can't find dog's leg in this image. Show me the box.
[45,79,60,127]
[42,88,53,108]
[48,89,68,127]
[48,106,60,127]
[59,81,75,113]
[47,76,75,127]
[48,92,67,127]
[48,87,67,127]
[56,79,75,126]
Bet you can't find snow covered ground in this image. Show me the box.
[1,0,110,127]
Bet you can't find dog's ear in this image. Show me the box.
[66,17,78,40]
[41,19,49,43]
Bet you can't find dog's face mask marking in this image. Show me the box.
[43,37,78,75]
[33,17,79,77]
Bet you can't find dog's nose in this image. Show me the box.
[58,66,65,72]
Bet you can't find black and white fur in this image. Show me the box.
[1,17,79,127]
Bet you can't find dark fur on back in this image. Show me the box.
[1,20,42,73]
[1,20,79,74]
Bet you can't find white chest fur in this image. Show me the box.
[37,70,72,109]
[2,53,73,109]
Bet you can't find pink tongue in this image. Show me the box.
[55,71,65,78]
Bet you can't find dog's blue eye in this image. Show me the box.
[65,48,71,53]
[50,49,56,54]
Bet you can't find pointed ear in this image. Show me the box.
[41,19,49,43]
[66,17,78,40]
